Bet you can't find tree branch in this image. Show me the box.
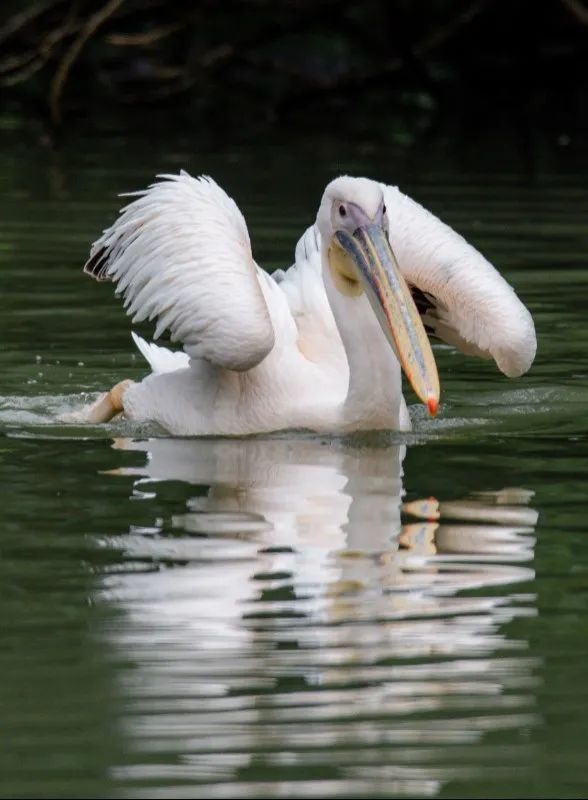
[49,0,124,124]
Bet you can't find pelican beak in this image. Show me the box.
[334,224,440,415]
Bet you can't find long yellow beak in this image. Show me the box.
[334,224,440,416]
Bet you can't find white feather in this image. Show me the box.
[383,184,537,378]
[276,225,346,367]
[86,172,275,371]
[131,332,190,373]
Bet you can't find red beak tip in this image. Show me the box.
[427,397,439,417]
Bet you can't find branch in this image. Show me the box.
[414,0,489,56]
[49,0,124,124]
[106,21,181,47]
[0,0,67,46]
[0,18,80,86]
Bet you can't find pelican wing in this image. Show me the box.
[382,185,536,377]
[84,172,275,371]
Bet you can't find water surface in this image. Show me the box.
[1,122,587,798]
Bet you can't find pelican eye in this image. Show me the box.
[382,204,386,215]
[338,204,347,218]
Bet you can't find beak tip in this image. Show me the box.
[427,396,439,417]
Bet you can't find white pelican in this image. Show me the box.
[84,173,536,435]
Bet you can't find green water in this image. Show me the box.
[1,120,588,799]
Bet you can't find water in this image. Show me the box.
[1,118,588,798]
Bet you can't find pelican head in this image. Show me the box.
[316,176,440,416]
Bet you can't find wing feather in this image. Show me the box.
[383,184,536,377]
[277,225,346,368]
[131,332,191,373]
[84,172,275,371]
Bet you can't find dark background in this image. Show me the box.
[1,0,586,147]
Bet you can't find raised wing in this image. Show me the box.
[382,185,536,377]
[84,172,275,371]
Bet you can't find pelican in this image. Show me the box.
[84,173,536,435]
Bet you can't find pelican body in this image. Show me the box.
[84,174,536,435]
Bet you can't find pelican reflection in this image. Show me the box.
[99,436,539,796]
